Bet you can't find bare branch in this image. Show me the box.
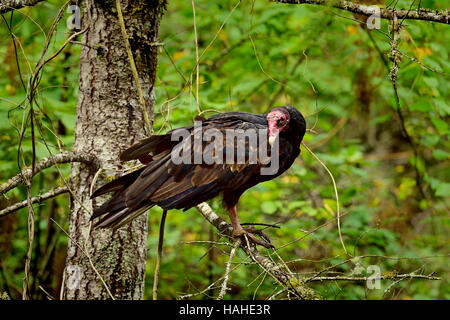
[217,238,241,300]
[0,0,44,15]
[196,202,320,300]
[0,152,99,195]
[272,0,449,24]
[307,273,440,282]
[0,186,68,218]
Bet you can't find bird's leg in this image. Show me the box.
[229,206,273,249]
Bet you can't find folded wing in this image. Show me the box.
[91,115,269,229]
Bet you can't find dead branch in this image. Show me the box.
[217,238,241,300]
[0,152,99,195]
[0,186,68,217]
[307,273,440,282]
[196,202,321,300]
[273,0,449,24]
[0,0,43,14]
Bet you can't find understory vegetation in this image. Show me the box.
[0,0,448,299]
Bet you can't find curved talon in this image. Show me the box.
[243,227,272,244]
[229,206,274,249]
[233,227,274,249]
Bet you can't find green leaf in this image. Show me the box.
[261,201,277,214]
[435,183,450,198]
[432,149,449,161]
[409,99,432,112]
[423,77,439,88]
[431,117,448,135]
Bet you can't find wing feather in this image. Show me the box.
[91,111,278,228]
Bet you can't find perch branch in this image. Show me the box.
[196,202,320,300]
[0,152,99,195]
[272,0,449,24]
[0,186,68,218]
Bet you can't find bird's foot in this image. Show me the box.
[232,226,274,249]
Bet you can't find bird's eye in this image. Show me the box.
[277,118,286,127]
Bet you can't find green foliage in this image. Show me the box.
[0,0,448,300]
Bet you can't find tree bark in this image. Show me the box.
[63,0,166,300]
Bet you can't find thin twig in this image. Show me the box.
[307,273,440,282]
[217,238,241,300]
[38,285,54,300]
[115,0,152,135]
[248,0,285,87]
[0,186,68,218]
[388,12,426,199]
[153,210,168,300]
[50,219,115,300]
[191,0,201,114]
[22,184,34,300]
[0,152,98,196]
[301,142,348,256]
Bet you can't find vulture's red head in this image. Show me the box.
[266,106,306,145]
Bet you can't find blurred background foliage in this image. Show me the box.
[0,0,448,299]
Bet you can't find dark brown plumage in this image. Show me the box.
[90,106,306,247]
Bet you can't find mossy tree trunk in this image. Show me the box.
[63,0,166,299]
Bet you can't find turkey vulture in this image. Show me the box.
[90,105,306,248]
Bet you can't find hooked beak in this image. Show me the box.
[267,118,280,147]
[268,135,276,147]
[268,127,279,147]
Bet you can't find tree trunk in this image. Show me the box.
[63,0,166,300]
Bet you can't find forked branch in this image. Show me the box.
[0,186,68,217]
[0,152,99,195]
[273,0,449,24]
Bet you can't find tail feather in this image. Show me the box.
[158,181,220,210]
[124,153,172,210]
[90,129,201,229]
[93,205,153,229]
[90,153,170,228]
[90,167,145,199]
[119,134,172,162]
[93,208,127,228]
[90,189,128,220]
